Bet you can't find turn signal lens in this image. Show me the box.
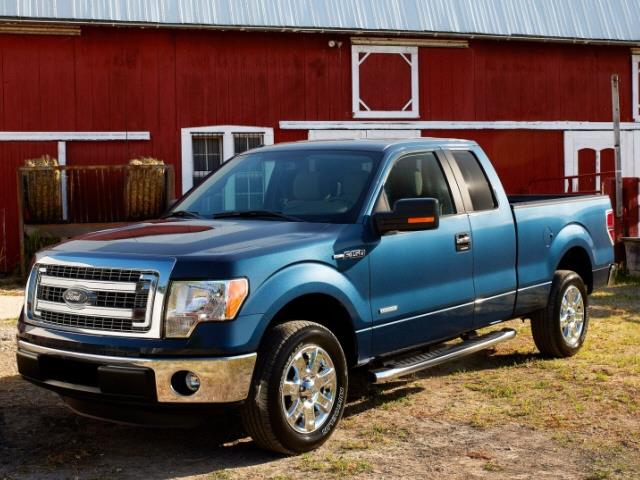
[225,278,250,319]
[408,216,435,224]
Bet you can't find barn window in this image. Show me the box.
[633,53,640,122]
[351,45,419,119]
[180,126,274,194]
[191,134,223,186]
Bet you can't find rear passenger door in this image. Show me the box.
[445,149,518,328]
[369,150,475,355]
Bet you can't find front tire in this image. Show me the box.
[241,321,348,454]
[531,270,589,358]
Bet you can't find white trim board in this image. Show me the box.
[280,121,640,131]
[0,132,150,141]
[308,129,420,140]
[633,54,640,122]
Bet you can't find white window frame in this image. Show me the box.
[633,54,640,122]
[180,125,274,194]
[351,45,419,119]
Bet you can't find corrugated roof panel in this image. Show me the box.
[1,0,640,43]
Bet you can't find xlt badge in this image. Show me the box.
[332,249,366,260]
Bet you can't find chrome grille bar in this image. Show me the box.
[39,275,138,292]
[35,300,136,319]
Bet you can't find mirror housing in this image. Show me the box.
[373,198,440,235]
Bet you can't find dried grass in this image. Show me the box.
[124,157,166,219]
[23,155,62,222]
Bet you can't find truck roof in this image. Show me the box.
[255,138,478,154]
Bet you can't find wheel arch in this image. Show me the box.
[550,224,595,292]
[556,246,593,292]
[266,293,359,368]
[242,263,370,367]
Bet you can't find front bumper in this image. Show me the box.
[17,340,256,404]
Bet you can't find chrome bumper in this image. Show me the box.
[17,340,256,403]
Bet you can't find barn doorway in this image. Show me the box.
[564,130,640,192]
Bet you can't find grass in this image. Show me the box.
[390,281,640,479]
[298,453,372,476]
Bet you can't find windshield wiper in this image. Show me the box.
[161,210,202,219]
[212,210,301,222]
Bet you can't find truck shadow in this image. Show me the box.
[0,348,546,478]
[344,349,539,417]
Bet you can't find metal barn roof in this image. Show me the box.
[2,0,640,44]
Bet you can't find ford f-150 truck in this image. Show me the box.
[17,138,615,454]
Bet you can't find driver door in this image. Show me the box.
[369,151,475,355]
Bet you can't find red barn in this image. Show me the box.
[1,0,640,272]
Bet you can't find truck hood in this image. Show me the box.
[48,218,342,260]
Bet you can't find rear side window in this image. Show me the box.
[450,151,497,211]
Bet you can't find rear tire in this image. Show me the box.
[241,321,348,454]
[531,270,589,358]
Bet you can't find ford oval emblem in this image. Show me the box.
[62,287,95,309]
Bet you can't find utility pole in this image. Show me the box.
[611,74,623,218]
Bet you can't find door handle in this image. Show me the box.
[455,232,472,252]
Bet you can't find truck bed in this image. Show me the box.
[508,193,613,317]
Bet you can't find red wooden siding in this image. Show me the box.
[0,26,636,271]
[359,52,413,112]
[0,142,58,272]
[422,130,565,194]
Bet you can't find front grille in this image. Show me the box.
[37,285,148,309]
[30,264,157,334]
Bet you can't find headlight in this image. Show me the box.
[164,279,249,338]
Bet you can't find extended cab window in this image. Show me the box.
[380,152,456,215]
[450,151,497,211]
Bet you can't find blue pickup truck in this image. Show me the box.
[17,138,615,453]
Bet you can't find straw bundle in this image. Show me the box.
[124,157,166,219]
[23,155,62,222]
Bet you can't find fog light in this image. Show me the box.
[185,372,200,392]
[170,370,201,396]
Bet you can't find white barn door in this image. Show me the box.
[564,131,639,192]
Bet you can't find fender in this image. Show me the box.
[239,261,371,352]
[548,222,596,274]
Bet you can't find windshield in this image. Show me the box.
[175,149,383,223]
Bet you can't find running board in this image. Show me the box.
[369,328,517,383]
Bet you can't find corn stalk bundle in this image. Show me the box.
[124,157,166,219]
[23,155,62,222]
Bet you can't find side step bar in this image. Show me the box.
[369,328,517,383]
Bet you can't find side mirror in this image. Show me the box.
[373,198,440,235]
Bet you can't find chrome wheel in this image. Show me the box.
[560,285,585,347]
[280,344,337,434]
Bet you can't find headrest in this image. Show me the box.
[293,172,323,200]
[340,171,369,197]
[387,167,423,199]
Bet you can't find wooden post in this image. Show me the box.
[611,74,623,218]
[165,165,176,208]
[16,168,26,277]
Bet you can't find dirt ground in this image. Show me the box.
[0,282,638,480]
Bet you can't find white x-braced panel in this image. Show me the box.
[351,45,419,119]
